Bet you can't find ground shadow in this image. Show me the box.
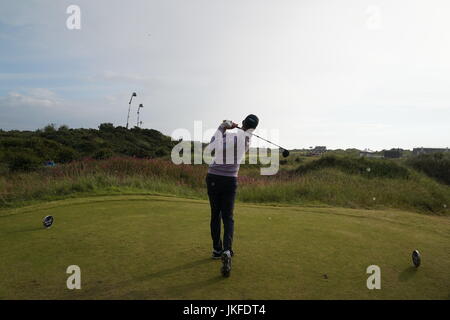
[112,275,225,299]
[164,275,225,296]
[141,258,214,280]
[85,257,218,298]
[140,258,225,297]
[7,226,44,234]
[398,266,418,282]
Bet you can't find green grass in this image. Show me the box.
[1,157,449,215]
[238,168,450,214]
[1,195,449,299]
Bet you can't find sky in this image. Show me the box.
[0,0,449,150]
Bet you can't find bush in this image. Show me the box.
[98,123,115,132]
[406,153,450,185]
[58,125,70,131]
[4,151,42,171]
[155,147,168,157]
[43,124,57,133]
[56,147,78,163]
[0,162,9,175]
[0,124,177,172]
[92,148,114,160]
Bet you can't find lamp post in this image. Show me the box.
[137,104,144,128]
[126,92,137,129]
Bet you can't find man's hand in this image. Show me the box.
[222,120,238,130]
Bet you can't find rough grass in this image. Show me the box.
[238,168,449,214]
[406,153,450,185]
[0,157,449,215]
[1,195,449,299]
[295,155,410,179]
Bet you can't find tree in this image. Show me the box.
[98,123,115,132]
[44,123,57,133]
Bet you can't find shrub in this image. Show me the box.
[0,162,9,175]
[43,123,57,133]
[4,151,42,171]
[58,125,70,131]
[98,123,115,132]
[0,124,176,171]
[406,153,450,185]
[56,147,79,163]
[92,148,114,160]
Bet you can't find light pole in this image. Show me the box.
[126,92,137,129]
[137,104,144,128]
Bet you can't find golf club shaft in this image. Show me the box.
[236,126,287,151]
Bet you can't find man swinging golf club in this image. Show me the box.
[206,114,259,277]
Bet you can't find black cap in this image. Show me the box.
[243,114,259,129]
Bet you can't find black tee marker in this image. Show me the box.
[412,250,421,267]
[43,215,54,228]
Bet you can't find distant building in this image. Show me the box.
[360,149,383,158]
[412,147,449,156]
[314,146,327,153]
[384,149,403,159]
[360,151,383,158]
[307,146,327,156]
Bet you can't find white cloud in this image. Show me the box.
[0,89,61,108]
[95,71,153,83]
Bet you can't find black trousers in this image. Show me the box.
[206,173,237,252]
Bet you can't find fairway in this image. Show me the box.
[1,195,449,300]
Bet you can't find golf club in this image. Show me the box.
[236,126,290,157]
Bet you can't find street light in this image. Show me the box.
[126,92,137,129]
[137,104,144,128]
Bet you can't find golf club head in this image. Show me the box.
[282,149,290,158]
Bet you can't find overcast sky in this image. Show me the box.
[0,0,449,150]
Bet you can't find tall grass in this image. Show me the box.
[295,155,410,179]
[0,157,205,207]
[238,168,449,214]
[406,153,450,185]
[0,156,449,215]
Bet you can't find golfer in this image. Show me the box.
[206,114,259,276]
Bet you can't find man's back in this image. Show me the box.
[207,123,252,177]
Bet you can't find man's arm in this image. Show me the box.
[210,120,238,143]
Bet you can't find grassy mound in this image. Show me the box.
[238,168,449,214]
[295,155,410,179]
[0,157,448,215]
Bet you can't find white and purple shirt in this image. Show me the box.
[207,123,253,177]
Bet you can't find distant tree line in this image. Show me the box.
[0,123,176,172]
